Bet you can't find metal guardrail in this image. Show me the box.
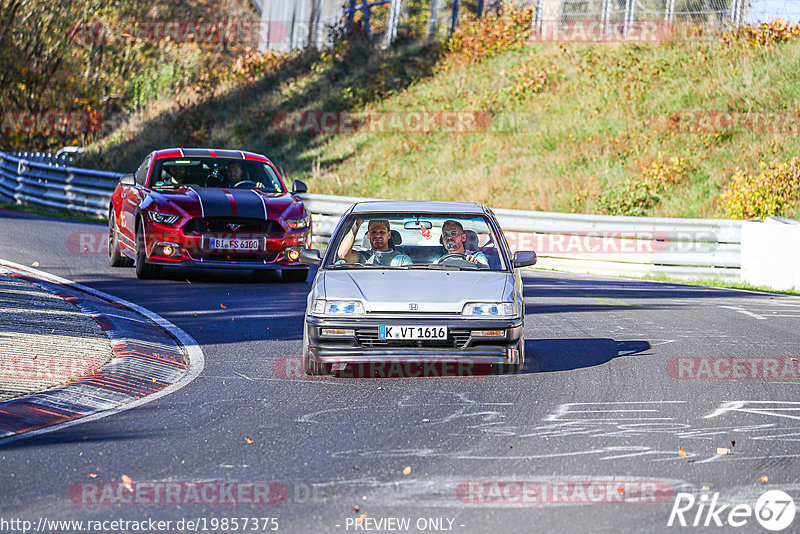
[11,152,75,166]
[0,151,121,217]
[300,193,743,281]
[0,151,742,280]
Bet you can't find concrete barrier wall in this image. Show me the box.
[741,219,800,291]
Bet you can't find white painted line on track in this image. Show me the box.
[718,305,767,320]
[704,401,800,421]
[0,258,205,444]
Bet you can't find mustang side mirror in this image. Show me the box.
[120,173,135,186]
[292,179,308,194]
[512,251,537,268]
[298,248,321,266]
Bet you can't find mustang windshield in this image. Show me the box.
[325,214,508,271]
[149,157,285,192]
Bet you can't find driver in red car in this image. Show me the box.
[440,220,488,266]
[206,162,246,188]
[226,162,244,184]
[225,162,266,189]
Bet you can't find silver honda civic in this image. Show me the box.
[298,201,537,376]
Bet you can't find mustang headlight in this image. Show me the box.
[147,211,180,225]
[462,302,515,317]
[311,299,365,316]
[283,217,309,230]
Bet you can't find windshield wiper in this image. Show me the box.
[327,263,388,269]
[418,264,465,271]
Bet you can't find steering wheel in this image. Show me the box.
[233,181,261,189]
[434,252,467,264]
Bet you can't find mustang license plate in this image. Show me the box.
[378,325,447,340]
[208,238,261,250]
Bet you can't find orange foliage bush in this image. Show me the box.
[720,19,800,46]
[718,158,800,219]
[445,7,533,66]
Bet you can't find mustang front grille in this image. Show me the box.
[191,252,279,262]
[183,217,284,236]
[355,328,471,348]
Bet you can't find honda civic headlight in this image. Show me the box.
[311,299,365,316]
[462,302,515,317]
[147,211,180,225]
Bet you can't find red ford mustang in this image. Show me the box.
[108,148,312,281]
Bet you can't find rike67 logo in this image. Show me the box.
[668,490,796,531]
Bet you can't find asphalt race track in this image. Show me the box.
[2,210,799,533]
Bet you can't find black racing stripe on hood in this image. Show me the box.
[194,188,233,217]
[228,189,268,219]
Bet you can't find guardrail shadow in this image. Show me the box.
[520,273,765,316]
[525,338,651,373]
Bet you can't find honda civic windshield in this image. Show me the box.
[325,214,508,271]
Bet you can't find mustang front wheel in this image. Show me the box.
[108,210,133,267]
[135,224,162,280]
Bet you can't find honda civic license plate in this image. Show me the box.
[379,325,447,340]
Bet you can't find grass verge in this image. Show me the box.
[0,201,105,224]
[641,273,800,296]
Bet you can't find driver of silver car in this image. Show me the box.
[337,219,412,266]
[440,220,488,266]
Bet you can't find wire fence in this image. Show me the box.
[252,0,750,50]
[546,0,746,26]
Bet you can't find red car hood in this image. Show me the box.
[148,187,303,220]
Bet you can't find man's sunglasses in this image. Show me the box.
[442,230,461,238]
